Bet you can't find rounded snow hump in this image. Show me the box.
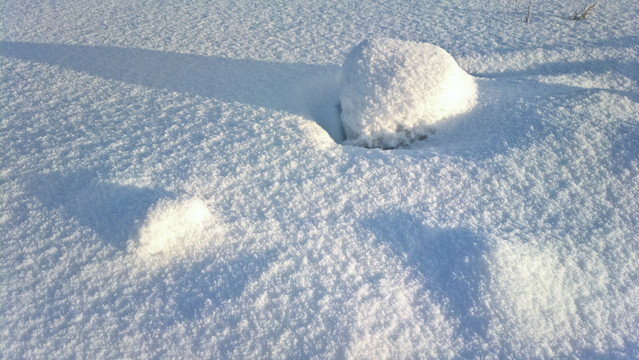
[340,38,477,149]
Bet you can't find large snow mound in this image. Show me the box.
[340,38,478,148]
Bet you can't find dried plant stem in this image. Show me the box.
[572,2,598,20]
[525,0,533,23]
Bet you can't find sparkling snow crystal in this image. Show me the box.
[340,38,478,148]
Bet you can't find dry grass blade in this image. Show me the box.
[525,0,533,23]
[572,2,598,20]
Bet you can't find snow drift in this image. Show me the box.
[340,38,478,148]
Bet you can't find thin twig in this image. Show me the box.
[525,0,533,23]
[572,2,598,20]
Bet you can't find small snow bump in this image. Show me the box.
[133,196,225,264]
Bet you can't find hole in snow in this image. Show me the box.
[297,69,347,143]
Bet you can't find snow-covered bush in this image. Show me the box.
[339,38,477,148]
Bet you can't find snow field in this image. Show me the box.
[1,0,639,358]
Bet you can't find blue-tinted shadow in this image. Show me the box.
[0,41,344,142]
[361,211,491,358]
[31,170,172,249]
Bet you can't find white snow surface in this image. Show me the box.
[340,38,477,148]
[1,0,638,358]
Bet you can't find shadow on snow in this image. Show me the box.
[30,170,172,249]
[0,41,345,142]
[361,211,492,357]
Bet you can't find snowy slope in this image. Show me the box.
[2,0,638,358]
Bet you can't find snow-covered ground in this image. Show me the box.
[2,0,638,358]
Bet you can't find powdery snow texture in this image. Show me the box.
[340,38,478,148]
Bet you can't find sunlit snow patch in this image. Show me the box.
[134,197,224,263]
[340,38,478,148]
